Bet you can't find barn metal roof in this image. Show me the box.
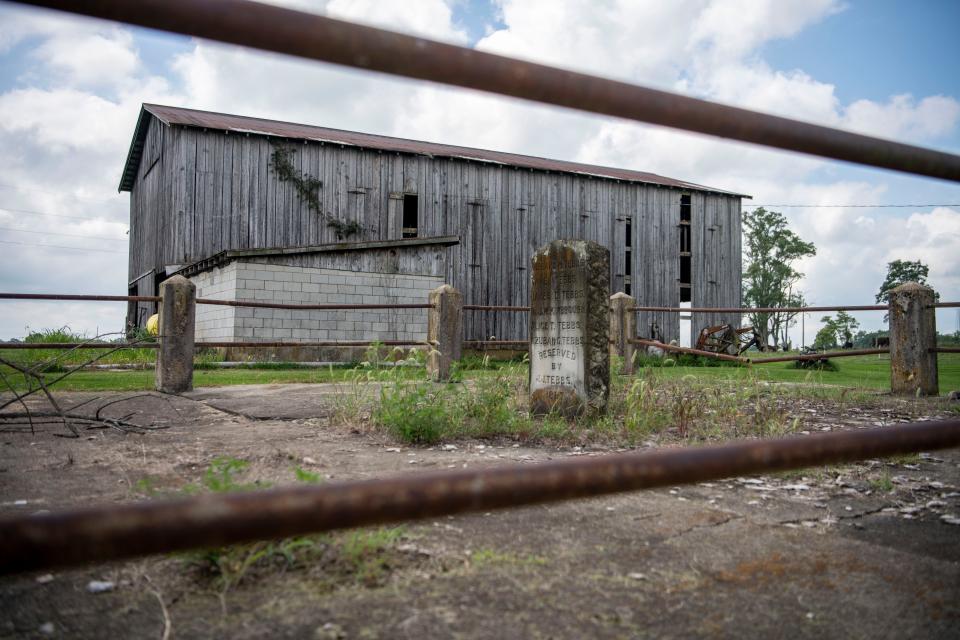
[120,104,748,196]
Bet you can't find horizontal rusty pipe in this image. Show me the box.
[463,305,531,312]
[751,348,889,364]
[0,341,424,350]
[933,347,960,353]
[195,340,425,348]
[930,302,960,309]
[1,419,959,575]
[0,293,160,303]
[630,304,888,314]
[12,0,960,182]
[0,342,158,350]
[630,338,747,363]
[0,293,429,310]
[197,299,431,310]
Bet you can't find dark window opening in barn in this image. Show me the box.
[402,194,418,238]
[624,217,633,296]
[679,194,692,303]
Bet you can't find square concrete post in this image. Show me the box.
[427,284,463,382]
[155,275,196,394]
[889,282,938,396]
[609,292,636,375]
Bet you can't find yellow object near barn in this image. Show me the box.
[146,313,159,336]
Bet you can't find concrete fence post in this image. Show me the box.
[155,275,196,394]
[427,284,463,382]
[609,292,636,374]
[888,282,938,396]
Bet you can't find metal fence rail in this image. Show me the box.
[630,304,889,314]
[629,338,747,363]
[463,305,531,312]
[0,293,161,303]
[627,339,894,365]
[464,340,530,348]
[5,293,957,316]
[14,0,960,182]
[0,340,426,350]
[1,418,958,575]
[750,348,889,364]
[196,299,431,310]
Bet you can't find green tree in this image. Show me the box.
[742,208,817,349]
[833,310,860,346]
[876,259,939,305]
[814,312,860,349]
[813,315,839,350]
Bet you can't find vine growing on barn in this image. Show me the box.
[269,145,365,240]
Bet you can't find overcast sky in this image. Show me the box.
[0,0,958,342]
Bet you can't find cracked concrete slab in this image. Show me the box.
[183,382,359,419]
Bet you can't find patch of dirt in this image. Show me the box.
[1,385,959,638]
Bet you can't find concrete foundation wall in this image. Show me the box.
[190,261,439,352]
[193,262,237,341]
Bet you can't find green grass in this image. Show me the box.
[0,363,428,392]
[169,459,409,592]
[647,353,960,391]
[372,368,529,444]
[3,351,957,397]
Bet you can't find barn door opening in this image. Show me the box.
[624,216,633,296]
[679,302,692,347]
[678,194,692,344]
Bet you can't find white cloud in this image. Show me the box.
[31,28,140,90]
[689,0,842,63]
[326,0,468,43]
[843,94,960,142]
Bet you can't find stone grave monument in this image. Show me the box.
[529,240,610,416]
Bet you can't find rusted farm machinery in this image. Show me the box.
[695,324,762,356]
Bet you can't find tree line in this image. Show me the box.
[742,208,939,352]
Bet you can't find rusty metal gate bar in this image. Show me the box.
[463,305,531,312]
[4,294,959,315]
[1,419,958,575]
[750,348,890,364]
[11,0,960,183]
[629,338,748,363]
[0,293,162,303]
[0,341,426,350]
[196,299,432,310]
[630,304,889,314]
[464,340,530,349]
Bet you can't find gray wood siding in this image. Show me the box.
[127,117,172,325]
[128,116,742,340]
[691,193,742,339]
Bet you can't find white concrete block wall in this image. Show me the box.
[192,262,237,341]
[190,261,439,344]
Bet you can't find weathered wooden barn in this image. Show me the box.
[121,104,747,347]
